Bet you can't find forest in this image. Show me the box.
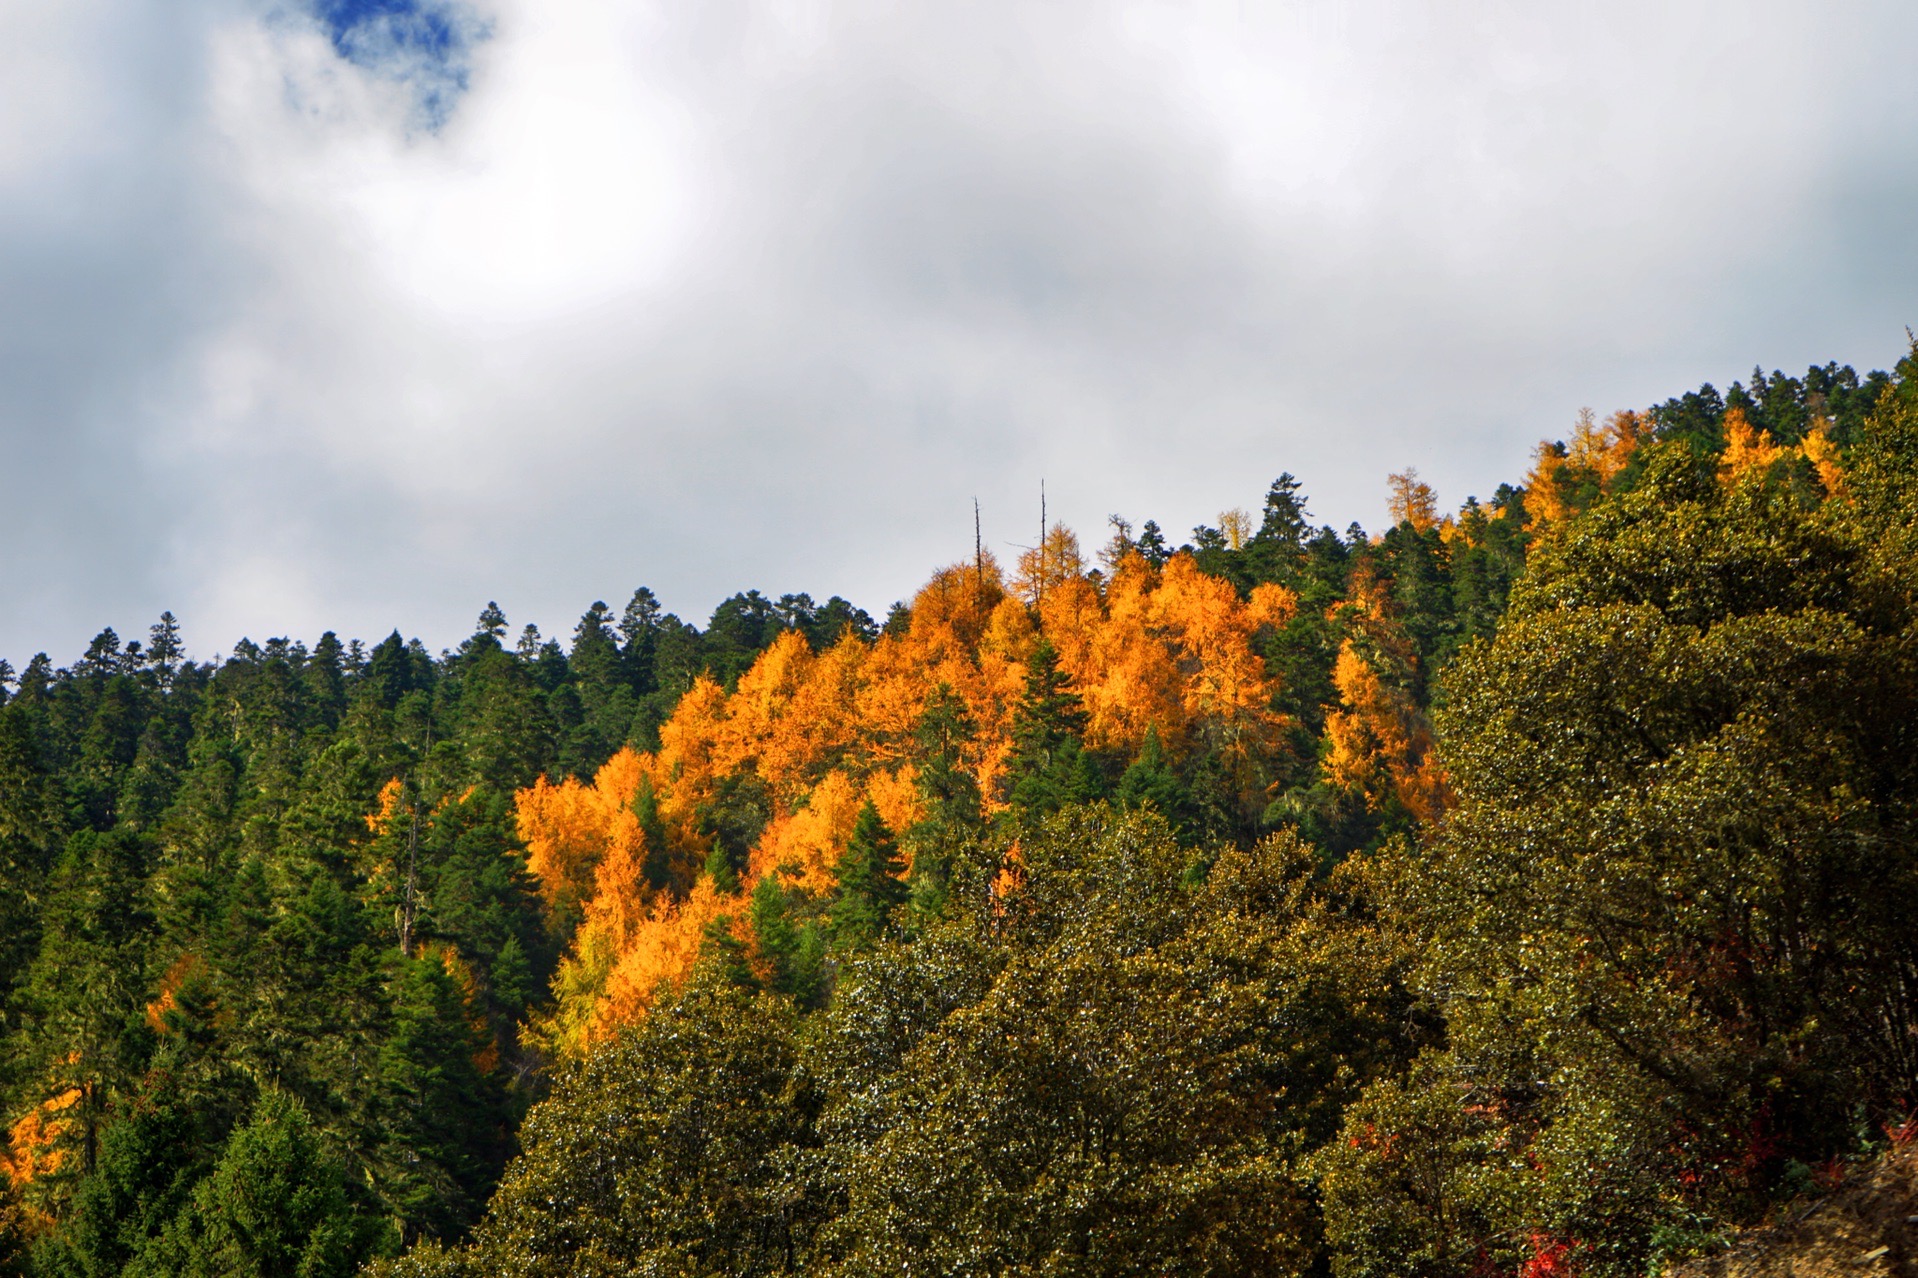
[0,353,1912,1277]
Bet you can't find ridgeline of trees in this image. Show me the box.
[0,354,1913,1277]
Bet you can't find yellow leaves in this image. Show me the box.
[1012,523,1086,606]
[1322,641,1450,825]
[1582,408,1647,484]
[516,530,1305,1052]
[1801,421,1846,498]
[1247,583,1298,632]
[979,596,1036,666]
[865,767,924,866]
[1719,407,1850,498]
[366,777,405,835]
[1386,470,1439,532]
[656,675,729,794]
[749,770,864,894]
[1718,407,1787,487]
[2,1090,80,1189]
[1523,407,1648,530]
[595,877,732,1045]
[1217,508,1252,551]
[516,749,653,918]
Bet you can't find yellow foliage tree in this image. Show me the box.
[1718,406,1787,486]
[516,536,1305,1052]
[1801,421,1846,497]
[1386,470,1439,532]
[1523,407,1647,529]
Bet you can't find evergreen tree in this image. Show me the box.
[1115,724,1193,842]
[16,830,156,1189]
[828,803,908,948]
[147,1091,365,1278]
[1004,638,1095,816]
[750,876,822,1006]
[904,684,982,916]
[372,955,499,1243]
[0,708,57,1003]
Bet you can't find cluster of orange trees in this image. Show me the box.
[515,542,1321,1051]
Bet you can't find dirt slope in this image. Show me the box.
[1676,1150,1918,1278]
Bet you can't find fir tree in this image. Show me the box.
[828,803,908,948]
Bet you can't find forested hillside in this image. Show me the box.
[0,355,1912,1277]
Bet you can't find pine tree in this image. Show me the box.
[1116,724,1191,841]
[750,875,822,1005]
[0,708,56,998]
[151,1091,365,1278]
[828,803,908,948]
[18,829,156,1185]
[1005,638,1093,816]
[905,684,983,916]
[373,954,498,1243]
[147,613,184,689]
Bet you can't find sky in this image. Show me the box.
[4,0,1917,667]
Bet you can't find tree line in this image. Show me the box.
[0,355,1911,1275]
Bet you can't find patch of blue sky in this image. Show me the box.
[311,0,489,126]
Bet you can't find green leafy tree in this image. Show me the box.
[1342,395,1918,1276]
[430,974,823,1277]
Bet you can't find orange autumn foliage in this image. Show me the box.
[2,1090,80,1190]
[1322,641,1450,825]
[515,747,656,922]
[517,543,1302,1053]
[1013,523,1088,607]
[1718,407,1788,486]
[1320,564,1450,824]
[1386,469,1440,533]
[144,952,204,1035]
[1801,421,1846,497]
[1524,408,1649,529]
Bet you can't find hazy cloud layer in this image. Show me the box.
[4,0,1917,664]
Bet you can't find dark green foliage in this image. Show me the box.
[0,709,57,1006]
[828,803,908,948]
[432,974,822,1278]
[750,875,824,1005]
[142,1091,366,1278]
[903,684,983,917]
[372,955,502,1244]
[15,830,157,1186]
[0,578,900,1268]
[1651,363,1893,452]
[1115,724,1195,841]
[34,1085,231,1278]
[696,769,772,892]
[1004,637,1105,816]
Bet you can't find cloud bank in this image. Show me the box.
[4,0,1917,664]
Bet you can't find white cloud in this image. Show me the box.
[4,0,1917,663]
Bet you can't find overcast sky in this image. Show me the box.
[4,0,1916,666]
